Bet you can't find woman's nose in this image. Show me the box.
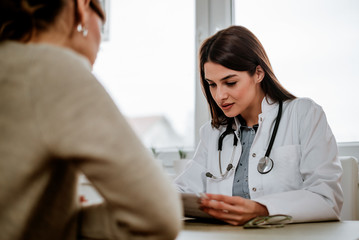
[216,86,228,100]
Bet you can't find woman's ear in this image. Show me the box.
[75,0,91,26]
[255,65,265,83]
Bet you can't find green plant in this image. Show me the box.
[178,148,187,159]
[151,147,159,158]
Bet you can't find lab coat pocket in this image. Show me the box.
[266,145,302,192]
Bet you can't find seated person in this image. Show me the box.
[0,0,182,239]
[175,25,343,226]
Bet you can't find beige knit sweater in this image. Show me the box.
[0,41,182,240]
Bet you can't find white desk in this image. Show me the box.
[176,220,359,240]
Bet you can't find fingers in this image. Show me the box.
[200,194,246,214]
[225,220,242,226]
[199,194,263,225]
[205,193,245,205]
[201,197,241,214]
[200,196,245,223]
[201,207,246,225]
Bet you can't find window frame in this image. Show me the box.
[194,0,233,145]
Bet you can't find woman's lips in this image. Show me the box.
[221,103,234,110]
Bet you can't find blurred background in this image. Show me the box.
[93,0,359,152]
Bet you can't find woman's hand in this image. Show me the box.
[200,193,269,225]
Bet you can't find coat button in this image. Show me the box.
[252,187,257,192]
[252,153,256,157]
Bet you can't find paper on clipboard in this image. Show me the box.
[181,193,213,219]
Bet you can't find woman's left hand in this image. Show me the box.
[200,193,269,225]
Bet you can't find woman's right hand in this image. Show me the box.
[200,193,269,225]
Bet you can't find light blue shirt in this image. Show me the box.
[232,124,258,198]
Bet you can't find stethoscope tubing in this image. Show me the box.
[206,101,283,179]
[264,101,283,158]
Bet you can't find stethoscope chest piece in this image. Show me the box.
[257,156,274,174]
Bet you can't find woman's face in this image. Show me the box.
[204,61,264,119]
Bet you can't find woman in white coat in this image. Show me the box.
[175,26,343,226]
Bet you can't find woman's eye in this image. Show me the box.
[208,83,216,88]
[226,82,236,86]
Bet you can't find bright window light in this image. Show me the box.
[93,0,196,149]
[234,0,359,142]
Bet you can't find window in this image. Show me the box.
[93,0,196,150]
[234,0,359,142]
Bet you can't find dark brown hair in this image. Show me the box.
[89,0,105,22]
[0,0,105,42]
[200,25,295,128]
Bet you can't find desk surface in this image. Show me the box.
[176,220,359,240]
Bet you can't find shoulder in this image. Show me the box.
[34,44,92,78]
[199,121,226,141]
[199,121,226,133]
[285,97,323,114]
[6,42,94,83]
[27,44,102,94]
[285,98,328,127]
[199,121,214,137]
[0,41,98,93]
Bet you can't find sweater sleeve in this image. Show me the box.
[32,53,182,239]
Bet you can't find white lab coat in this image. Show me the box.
[175,97,343,223]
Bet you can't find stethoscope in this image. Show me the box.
[206,101,283,180]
